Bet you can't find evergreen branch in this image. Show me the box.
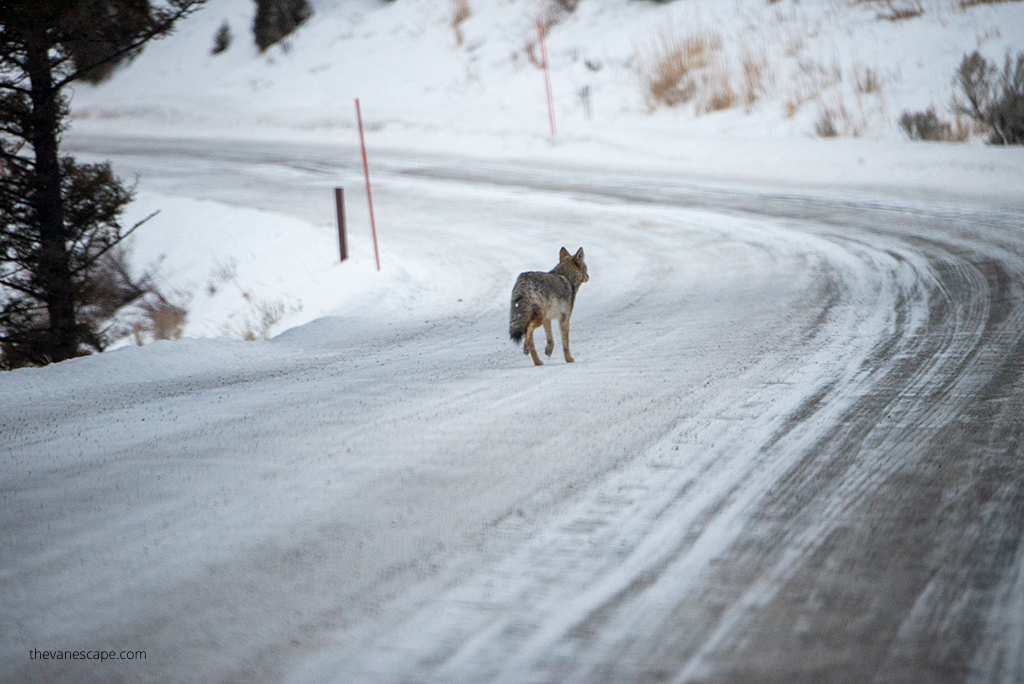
[55,2,206,90]
[70,210,159,275]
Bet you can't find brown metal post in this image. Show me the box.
[334,187,347,262]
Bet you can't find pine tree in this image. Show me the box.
[253,0,313,52]
[0,0,205,368]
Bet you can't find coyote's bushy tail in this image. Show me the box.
[509,291,531,344]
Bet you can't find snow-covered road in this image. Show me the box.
[4,135,1024,683]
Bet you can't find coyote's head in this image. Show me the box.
[558,246,589,284]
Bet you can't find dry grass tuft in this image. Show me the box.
[783,96,803,119]
[224,294,287,342]
[740,47,774,108]
[140,299,188,341]
[959,0,1022,7]
[638,25,783,116]
[696,69,737,114]
[450,0,470,46]
[784,31,805,58]
[781,57,839,118]
[815,108,840,137]
[814,97,872,138]
[855,65,881,94]
[873,0,925,20]
[638,27,724,108]
[644,48,695,107]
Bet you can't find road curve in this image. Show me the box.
[7,136,1024,684]
[292,157,1024,684]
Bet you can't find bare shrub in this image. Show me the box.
[899,107,954,141]
[953,50,1024,144]
[955,51,996,119]
[82,245,148,321]
[73,244,193,349]
[74,244,195,348]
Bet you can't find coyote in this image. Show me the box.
[509,247,589,366]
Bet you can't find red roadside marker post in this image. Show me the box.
[537,18,556,139]
[355,98,381,271]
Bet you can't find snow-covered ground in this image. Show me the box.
[4,1,1024,682]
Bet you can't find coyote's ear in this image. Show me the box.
[574,247,585,262]
[559,246,571,261]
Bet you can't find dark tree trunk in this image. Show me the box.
[26,39,78,362]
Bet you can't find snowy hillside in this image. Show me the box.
[71,0,1024,147]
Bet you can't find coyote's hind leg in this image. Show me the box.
[543,320,555,357]
[523,320,544,366]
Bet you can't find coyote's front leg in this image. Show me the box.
[559,316,574,363]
